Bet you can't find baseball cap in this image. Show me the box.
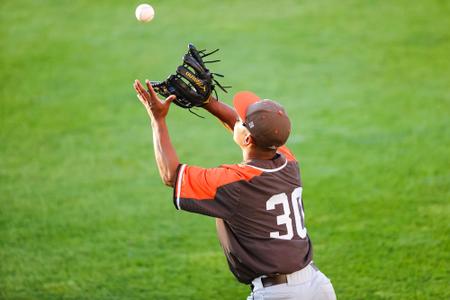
[233,91,291,149]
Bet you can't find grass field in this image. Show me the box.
[1,0,449,299]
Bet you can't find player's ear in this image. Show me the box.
[243,134,253,146]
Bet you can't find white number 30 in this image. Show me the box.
[266,187,307,240]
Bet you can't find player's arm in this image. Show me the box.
[150,119,179,187]
[203,96,239,132]
[133,79,179,187]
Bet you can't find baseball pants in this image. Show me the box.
[247,263,336,300]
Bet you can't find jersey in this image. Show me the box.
[172,146,313,284]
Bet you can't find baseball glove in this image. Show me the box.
[151,43,230,110]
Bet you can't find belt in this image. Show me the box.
[252,262,318,290]
[261,274,288,288]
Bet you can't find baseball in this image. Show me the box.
[135,4,155,23]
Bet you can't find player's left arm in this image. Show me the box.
[203,96,238,132]
[133,79,179,187]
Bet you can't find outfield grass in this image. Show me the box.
[1,0,449,299]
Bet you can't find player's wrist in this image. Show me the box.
[203,96,219,110]
[150,115,166,126]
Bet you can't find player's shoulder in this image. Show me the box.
[277,145,297,162]
[182,163,262,189]
[216,163,263,180]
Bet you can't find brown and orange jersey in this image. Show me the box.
[173,146,312,284]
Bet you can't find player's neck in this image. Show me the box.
[242,147,277,162]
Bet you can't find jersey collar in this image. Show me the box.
[245,153,288,173]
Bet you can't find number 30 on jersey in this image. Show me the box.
[266,187,307,240]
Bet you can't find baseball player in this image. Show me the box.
[133,44,336,299]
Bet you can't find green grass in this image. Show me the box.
[1,0,449,299]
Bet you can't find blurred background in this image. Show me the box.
[1,0,448,299]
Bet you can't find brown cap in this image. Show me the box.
[233,91,291,149]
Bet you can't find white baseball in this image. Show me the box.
[135,4,155,23]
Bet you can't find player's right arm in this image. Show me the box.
[203,97,238,132]
[134,79,179,187]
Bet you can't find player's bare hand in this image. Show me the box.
[133,79,176,121]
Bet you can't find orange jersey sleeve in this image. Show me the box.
[173,164,262,219]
